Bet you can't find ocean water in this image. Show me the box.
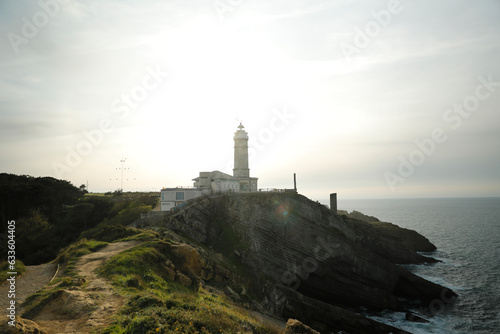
[334,197,500,334]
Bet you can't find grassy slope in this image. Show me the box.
[21,225,282,334]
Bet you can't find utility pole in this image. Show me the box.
[293,173,297,193]
[116,157,129,192]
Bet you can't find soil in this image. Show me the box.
[0,263,57,315]
[2,240,142,334]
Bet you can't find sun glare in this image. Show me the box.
[139,18,298,146]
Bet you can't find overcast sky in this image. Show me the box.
[1,0,499,200]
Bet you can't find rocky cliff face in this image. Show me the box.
[162,192,456,333]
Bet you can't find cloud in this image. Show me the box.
[0,0,499,197]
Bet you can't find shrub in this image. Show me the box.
[0,260,26,281]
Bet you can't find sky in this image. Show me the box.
[1,0,499,200]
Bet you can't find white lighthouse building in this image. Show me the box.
[232,123,258,191]
[233,123,250,178]
[160,123,258,211]
[193,123,258,192]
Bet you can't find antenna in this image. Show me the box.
[116,157,129,192]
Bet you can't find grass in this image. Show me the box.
[21,238,108,319]
[99,240,282,334]
[55,238,109,275]
[21,277,90,319]
[79,223,144,243]
[98,240,182,293]
[116,230,160,242]
[103,287,282,334]
[17,222,282,333]
[0,260,26,281]
[84,193,109,197]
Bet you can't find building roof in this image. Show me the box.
[193,170,238,182]
[161,187,200,191]
[234,123,249,140]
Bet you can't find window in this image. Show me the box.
[162,192,164,200]
[176,192,184,201]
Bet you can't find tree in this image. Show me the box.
[79,184,88,194]
[16,209,52,264]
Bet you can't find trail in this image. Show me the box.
[0,263,57,316]
[30,240,142,334]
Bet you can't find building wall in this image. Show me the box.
[161,201,175,211]
[237,177,258,192]
[212,179,240,193]
[194,172,211,189]
[160,188,204,211]
[233,125,250,178]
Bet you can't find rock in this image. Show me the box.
[165,259,175,269]
[163,192,456,333]
[283,319,320,334]
[176,271,192,287]
[276,285,406,334]
[349,220,438,264]
[71,277,86,286]
[37,290,97,320]
[223,286,241,302]
[172,244,202,276]
[344,210,380,222]
[0,318,48,334]
[406,311,430,323]
[224,286,236,296]
[230,293,241,302]
[201,268,214,280]
[164,267,176,281]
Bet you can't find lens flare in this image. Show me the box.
[275,202,290,218]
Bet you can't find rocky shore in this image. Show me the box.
[2,192,456,333]
[158,192,457,333]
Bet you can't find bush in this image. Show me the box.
[56,238,108,267]
[79,223,141,243]
[0,260,26,281]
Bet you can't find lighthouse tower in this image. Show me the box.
[231,123,258,192]
[233,123,250,178]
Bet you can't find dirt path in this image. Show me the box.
[0,263,57,317]
[32,240,142,334]
[78,241,143,328]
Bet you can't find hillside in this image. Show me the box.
[1,226,287,333]
[140,192,456,333]
[1,191,456,333]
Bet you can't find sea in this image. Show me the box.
[331,197,500,334]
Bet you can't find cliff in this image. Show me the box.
[5,192,457,333]
[159,192,456,333]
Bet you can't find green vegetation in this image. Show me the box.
[0,173,159,265]
[56,238,109,274]
[21,238,108,318]
[0,259,26,281]
[98,239,280,334]
[80,223,147,243]
[18,219,281,333]
[98,241,181,292]
[22,280,72,319]
[2,175,281,333]
[103,287,281,334]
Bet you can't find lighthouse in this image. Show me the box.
[232,123,258,192]
[233,123,250,178]
[191,123,258,194]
